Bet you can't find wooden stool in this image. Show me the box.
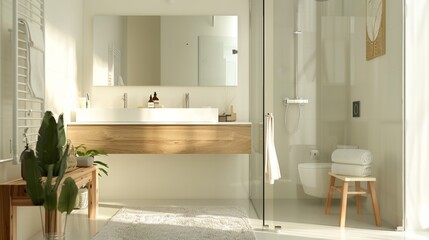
[324,172,381,227]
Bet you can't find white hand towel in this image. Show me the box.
[29,48,45,99]
[331,163,372,177]
[331,149,373,165]
[265,113,281,184]
[27,20,45,51]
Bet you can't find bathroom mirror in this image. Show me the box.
[93,15,238,87]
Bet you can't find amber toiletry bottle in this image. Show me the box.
[148,95,154,108]
[153,92,159,108]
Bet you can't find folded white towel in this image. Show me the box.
[331,163,372,177]
[331,149,373,165]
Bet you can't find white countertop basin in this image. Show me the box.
[75,108,219,123]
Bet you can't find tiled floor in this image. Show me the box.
[261,198,392,230]
[29,199,429,240]
[253,199,429,240]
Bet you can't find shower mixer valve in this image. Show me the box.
[283,98,309,105]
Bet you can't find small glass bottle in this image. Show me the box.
[153,92,160,108]
[148,95,154,108]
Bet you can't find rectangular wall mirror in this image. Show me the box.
[93,15,238,87]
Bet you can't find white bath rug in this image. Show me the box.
[92,206,256,240]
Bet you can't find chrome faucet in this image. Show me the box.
[185,93,190,108]
[122,93,128,108]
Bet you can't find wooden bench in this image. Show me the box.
[0,166,98,240]
[324,172,381,227]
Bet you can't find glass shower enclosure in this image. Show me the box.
[250,0,404,230]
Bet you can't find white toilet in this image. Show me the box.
[298,145,358,198]
[298,162,332,198]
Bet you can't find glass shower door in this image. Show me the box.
[249,0,265,226]
[263,0,361,228]
[257,0,404,231]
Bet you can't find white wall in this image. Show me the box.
[347,0,404,228]
[82,0,250,200]
[44,0,83,118]
[405,0,429,231]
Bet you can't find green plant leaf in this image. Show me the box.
[74,144,107,157]
[37,111,53,139]
[93,160,109,168]
[53,144,70,190]
[87,149,107,157]
[37,113,60,167]
[44,189,58,212]
[57,113,66,149]
[22,148,44,206]
[58,177,78,214]
[93,160,109,177]
[75,144,87,157]
[98,167,108,177]
[44,164,57,211]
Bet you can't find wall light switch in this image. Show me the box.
[353,101,360,117]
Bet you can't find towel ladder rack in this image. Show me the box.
[6,0,45,164]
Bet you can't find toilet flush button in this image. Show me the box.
[310,149,319,160]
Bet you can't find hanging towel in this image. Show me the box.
[20,18,45,100]
[29,49,45,99]
[265,113,281,184]
[27,20,45,51]
[331,149,373,165]
[331,163,372,177]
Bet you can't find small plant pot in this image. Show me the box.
[76,156,94,167]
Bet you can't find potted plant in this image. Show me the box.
[74,144,109,177]
[21,111,78,239]
[73,144,109,209]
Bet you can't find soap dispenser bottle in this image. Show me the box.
[153,92,159,108]
[148,95,154,108]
